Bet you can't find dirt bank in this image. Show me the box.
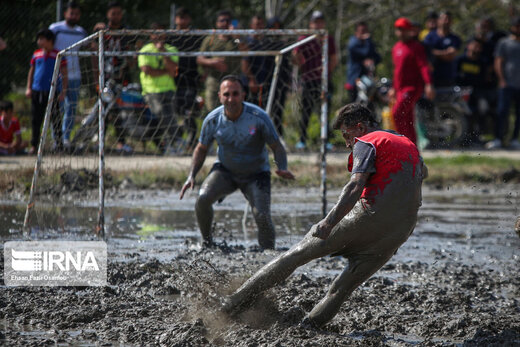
[2,151,520,203]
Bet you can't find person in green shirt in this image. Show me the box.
[138,23,179,152]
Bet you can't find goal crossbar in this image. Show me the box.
[23,28,331,236]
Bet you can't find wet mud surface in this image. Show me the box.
[1,185,519,346]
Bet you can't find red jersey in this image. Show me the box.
[348,131,420,203]
[0,116,21,144]
[392,40,431,93]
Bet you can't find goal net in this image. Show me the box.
[23,28,330,235]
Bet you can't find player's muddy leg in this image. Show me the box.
[195,170,236,243]
[241,172,274,249]
[222,232,332,312]
[304,252,394,327]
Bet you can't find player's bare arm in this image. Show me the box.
[179,142,208,199]
[268,140,295,180]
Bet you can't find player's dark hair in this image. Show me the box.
[333,103,378,129]
[36,28,55,43]
[220,75,244,91]
[0,100,14,112]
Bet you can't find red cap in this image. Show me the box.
[394,17,413,30]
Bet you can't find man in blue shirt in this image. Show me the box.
[345,21,381,102]
[179,75,294,249]
[49,1,87,149]
[423,11,461,87]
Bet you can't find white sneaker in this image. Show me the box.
[485,139,502,149]
[509,139,520,150]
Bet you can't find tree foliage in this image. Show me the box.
[0,0,516,98]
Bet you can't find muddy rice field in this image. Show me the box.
[1,183,519,346]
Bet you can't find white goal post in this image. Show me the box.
[23,28,331,236]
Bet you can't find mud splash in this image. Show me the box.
[1,185,519,346]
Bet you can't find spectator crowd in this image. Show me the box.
[1,1,520,156]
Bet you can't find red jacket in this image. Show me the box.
[0,116,21,144]
[392,40,431,93]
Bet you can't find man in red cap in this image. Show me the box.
[391,17,434,144]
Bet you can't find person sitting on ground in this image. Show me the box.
[179,75,295,249]
[0,100,28,155]
[222,103,427,328]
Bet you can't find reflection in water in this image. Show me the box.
[0,202,320,250]
[1,187,518,266]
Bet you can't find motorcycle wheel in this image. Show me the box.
[71,107,100,153]
[430,104,468,148]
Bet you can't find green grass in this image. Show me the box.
[424,155,518,167]
[1,154,518,198]
[422,155,519,185]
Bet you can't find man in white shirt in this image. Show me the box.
[49,1,87,150]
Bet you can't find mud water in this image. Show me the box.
[1,184,519,346]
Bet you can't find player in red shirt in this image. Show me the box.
[391,17,434,144]
[222,103,427,327]
[0,100,28,155]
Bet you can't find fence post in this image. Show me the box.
[320,31,329,218]
[23,53,64,236]
[97,31,106,238]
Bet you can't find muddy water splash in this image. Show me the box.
[1,185,519,346]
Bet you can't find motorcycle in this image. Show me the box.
[415,86,472,148]
[72,79,203,154]
[355,74,392,121]
[72,79,160,153]
[357,73,472,148]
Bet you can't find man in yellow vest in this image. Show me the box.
[138,23,179,153]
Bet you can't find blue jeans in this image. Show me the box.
[496,86,520,141]
[62,79,81,142]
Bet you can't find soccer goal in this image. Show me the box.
[23,28,331,236]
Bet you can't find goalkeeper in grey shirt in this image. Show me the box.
[180,75,294,249]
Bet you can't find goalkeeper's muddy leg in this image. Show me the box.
[195,169,237,243]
